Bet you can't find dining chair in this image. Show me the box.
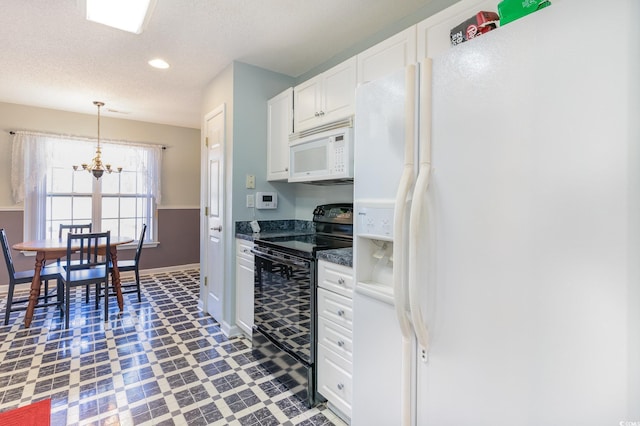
[60,231,110,328]
[59,223,92,240]
[57,223,92,303]
[1,228,64,326]
[102,224,146,304]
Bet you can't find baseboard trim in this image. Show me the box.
[0,263,201,295]
[138,263,200,275]
[221,321,242,338]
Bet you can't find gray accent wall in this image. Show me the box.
[232,62,297,222]
[0,209,199,286]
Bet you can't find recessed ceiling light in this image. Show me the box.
[148,59,170,69]
[86,0,157,34]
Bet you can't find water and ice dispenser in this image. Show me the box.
[355,204,396,289]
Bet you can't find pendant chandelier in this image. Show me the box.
[73,101,122,179]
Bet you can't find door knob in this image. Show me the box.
[211,226,222,232]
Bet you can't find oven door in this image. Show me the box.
[252,247,313,364]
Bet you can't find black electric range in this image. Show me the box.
[251,203,353,408]
[254,203,353,259]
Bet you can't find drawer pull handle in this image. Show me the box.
[338,278,345,285]
[337,383,344,390]
[337,309,345,317]
[337,340,345,347]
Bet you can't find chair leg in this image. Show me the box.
[4,281,15,325]
[57,279,64,314]
[85,285,90,304]
[95,282,100,310]
[65,284,71,329]
[104,280,109,322]
[44,280,49,303]
[135,268,141,302]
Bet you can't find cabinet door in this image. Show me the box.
[357,26,417,85]
[416,0,499,61]
[317,343,353,418]
[321,56,357,123]
[235,240,254,337]
[267,88,293,181]
[294,76,322,132]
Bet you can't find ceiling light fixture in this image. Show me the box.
[148,58,170,69]
[73,101,122,180]
[85,0,157,34]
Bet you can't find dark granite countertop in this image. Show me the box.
[235,219,352,267]
[317,247,353,268]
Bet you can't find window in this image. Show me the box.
[11,132,162,242]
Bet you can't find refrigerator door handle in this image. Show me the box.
[392,64,417,339]
[409,58,433,357]
[409,163,431,355]
[392,64,417,426]
[393,165,414,337]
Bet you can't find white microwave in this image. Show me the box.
[289,127,354,183]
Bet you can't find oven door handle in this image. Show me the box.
[251,249,309,268]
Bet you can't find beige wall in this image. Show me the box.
[0,101,201,281]
[0,101,201,208]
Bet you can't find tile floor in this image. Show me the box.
[0,268,347,426]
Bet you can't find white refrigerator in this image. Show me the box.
[352,1,640,425]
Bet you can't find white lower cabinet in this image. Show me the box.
[317,260,353,421]
[235,238,254,337]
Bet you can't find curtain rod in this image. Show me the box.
[8,130,167,149]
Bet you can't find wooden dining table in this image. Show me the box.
[12,236,134,328]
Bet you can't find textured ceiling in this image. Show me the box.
[0,0,444,129]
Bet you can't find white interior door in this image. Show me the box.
[206,105,225,322]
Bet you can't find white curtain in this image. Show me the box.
[11,131,163,240]
[12,133,57,240]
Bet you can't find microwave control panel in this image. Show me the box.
[332,135,346,173]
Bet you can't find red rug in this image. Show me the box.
[0,399,50,426]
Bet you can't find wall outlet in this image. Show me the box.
[246,194,255,208]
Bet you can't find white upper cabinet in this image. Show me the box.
[416,0,500,62]
[294,57,357,132]
[357,26,417,85]
[267,87,293,181]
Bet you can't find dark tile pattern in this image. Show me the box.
[0,269,345,425]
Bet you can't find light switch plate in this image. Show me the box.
[246,174,255,189]
[246,194,255,208]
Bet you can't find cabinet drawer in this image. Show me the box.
[236,240,254,260]
[317,260,353,298]
[317,288,353,331]
[317,343,352,417]
[318,316,353,363]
